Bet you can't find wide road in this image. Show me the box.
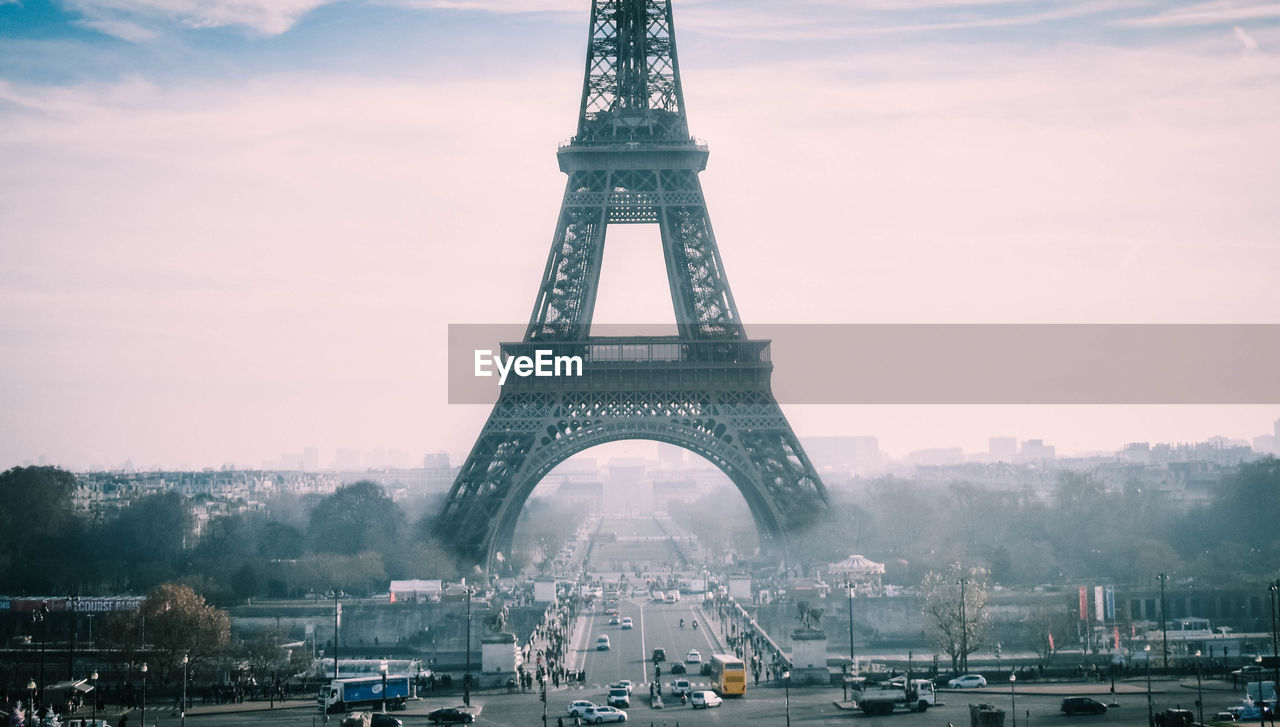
[570,595,722,691]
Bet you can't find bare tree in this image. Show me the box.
[920,563,992,674]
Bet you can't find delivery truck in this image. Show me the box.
[319,675,412,713]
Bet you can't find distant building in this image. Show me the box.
[1018,439,1056,463]
[988,436,1018,463]
[802,436,882,474]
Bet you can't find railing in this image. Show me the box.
[498,337,769,366]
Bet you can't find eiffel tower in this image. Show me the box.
[436,0,829,568]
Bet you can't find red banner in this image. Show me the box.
[1079,587,1088,620]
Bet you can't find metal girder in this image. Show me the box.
[439,0,829,569]
[435,375,829,569]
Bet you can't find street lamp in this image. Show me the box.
[34,601,50,707]
[27,679,36,719]
[327,589,345,680]
[140,662,148,727]
[1010,673,1017,727]
[958,578,969,673]
[181,654,189,727]
[379,660,388,713]
[783,670,792,727]
[91,671,99,727]
[1152,645,1162,726]
[464,584,473,707]
[1157,573,1170,670]
[1194,651,1203,726]
[1256,655,1265,727]
[1270,580,1279,707]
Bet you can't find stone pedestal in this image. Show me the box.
[789,627,829,686]
[479,632,519,688]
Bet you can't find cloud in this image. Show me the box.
[1234,25,1260,49]
[57,0,341,38]
[1115,1,1280,28]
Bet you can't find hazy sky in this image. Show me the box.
[2,0,1279,470]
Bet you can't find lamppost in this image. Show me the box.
[140,662,148,727]
[1152,647,1162,726]
[958,578,969,673]
[846,577,856,678]
[783,670,792,727]
[1194,651,1203,726]
[464,584,473,707]
[1010,673,1017,727]
[91,671,99,727]
[27,679,36,720]
[1157,573,1170,670]
[376,660,386,711]
[34,601,50,707]
[181,654,189,727]
[1255,655,1265,727]
[1270,580,1279,703]
[328,589,344,680]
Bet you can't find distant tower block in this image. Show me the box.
[434,0,829,569]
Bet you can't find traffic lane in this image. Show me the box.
[641,599,721,687]
[579,599,644,688]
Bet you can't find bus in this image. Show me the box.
[709,654,746,696]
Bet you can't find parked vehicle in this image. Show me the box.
[425,707,475,724]
[320,676,412,713]
[946,674,987,689]
[850,678,936,715]
[1061,697,1108,715]
[690,691,722,709]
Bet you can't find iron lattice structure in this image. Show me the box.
[437,0,829,568]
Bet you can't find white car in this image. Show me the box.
[596,635,611,650]
[947,674,988,689]
[612,680,633,694]
[620,616,633,629]
[582,705,628,723]
[690,690,722,709]
[686,649,702,664]
[568,700,597,718]
[670,679,693,696]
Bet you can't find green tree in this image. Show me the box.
[308,481,405,556]
[101,583,231,685]
[920,562,992,674]
[0,466,81,587]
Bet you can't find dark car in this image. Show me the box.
[669,662,686,674]
[427,707,475,724]
[1061,697,1107,715]
[1154,709,1194,727]
[370,714,403,727]
[652,648,666,663]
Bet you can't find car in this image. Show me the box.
[608,615,621,625]
[1061,697,1107,715]
[582,705,628,723]
[686,649,702,664]
[612,680,633,694]
[426,707,475,724]
[1154,709,1194,727]
[652,648,666,663]
[371,714,404,727]
[621,617,633,629]
[947,674,987,689]
[1215,712,1240,722]
[568,700,597,718]
[691,690,722,709]
[1232,665,1265,677]
[596,635,611,650]
[669,662,686,674]
[606,687,630,708]
[670,679,693,696]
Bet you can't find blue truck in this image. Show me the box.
[320,675,412,713]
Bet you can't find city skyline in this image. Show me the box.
[3,0,1279,471]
